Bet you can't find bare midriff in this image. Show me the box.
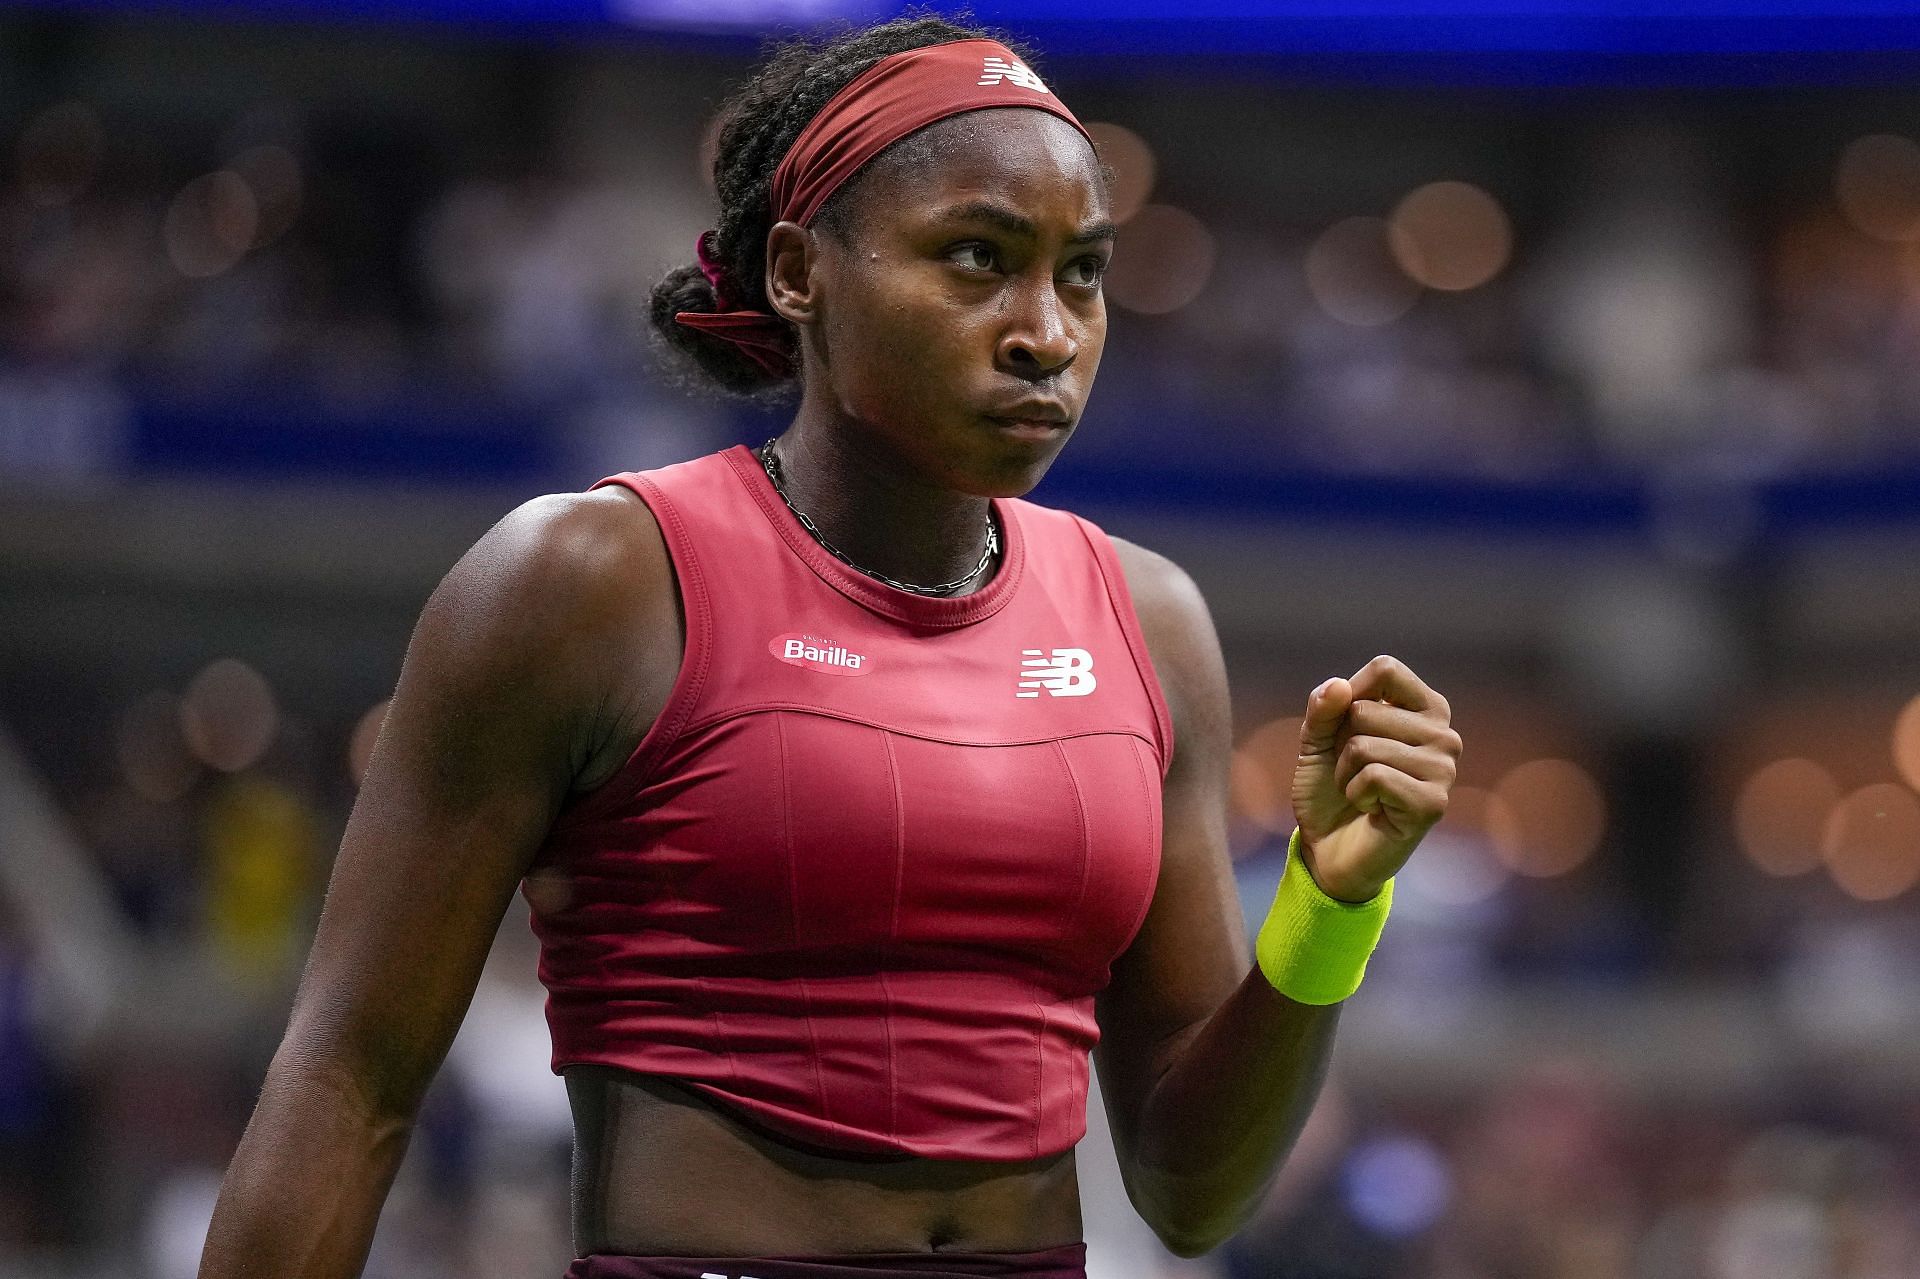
[564,1066,1084,1257]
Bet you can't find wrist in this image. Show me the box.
[1294,830,1386,905]
[1254,828,1395,1005]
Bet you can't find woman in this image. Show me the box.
[197,15,1461,1279]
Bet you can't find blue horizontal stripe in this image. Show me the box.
[110,391,1920,537]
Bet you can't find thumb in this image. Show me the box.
[1298,677,1353,755]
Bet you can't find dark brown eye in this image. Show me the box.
[947,243,997,272]
[1063,256,1106,287]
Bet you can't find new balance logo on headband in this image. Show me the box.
[978,56,1049,93]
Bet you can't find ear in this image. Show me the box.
[764,220,821,328]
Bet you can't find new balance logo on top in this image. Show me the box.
[978,55,1050,93]
[700,1272,760,1279]
[1018,647,1096,698]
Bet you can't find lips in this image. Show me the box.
[987,417,1069,443]
[983,399,1071,429]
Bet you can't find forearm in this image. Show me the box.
[198,1060,415,1279]
[1124,968,1342,1256]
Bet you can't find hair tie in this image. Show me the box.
[693,230,736,309]
[673,38,1088,383]
[675,229,797,379]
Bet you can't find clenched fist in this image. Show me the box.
[1291,654,1461,903]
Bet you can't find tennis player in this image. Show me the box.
[197,15,1461,1279]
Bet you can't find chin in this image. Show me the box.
[972,425,1073,498]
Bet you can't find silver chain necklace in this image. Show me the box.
[756,438,999,598]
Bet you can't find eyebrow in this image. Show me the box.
[935,200,1117,246]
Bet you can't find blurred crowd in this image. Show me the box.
[5,11,1920,1279]
[1,656,1917,1278]
[1217,1066,1920,1279]
[4,21,1920,485]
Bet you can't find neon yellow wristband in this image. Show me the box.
[1254,828,1394,1005]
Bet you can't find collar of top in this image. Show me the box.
[768,38,1092,229]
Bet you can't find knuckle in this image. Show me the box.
[1350,761,1389,790]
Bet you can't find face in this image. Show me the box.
[774,108,1113,497]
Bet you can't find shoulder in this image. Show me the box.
[1101,532,1228,761]
[1102,534,1210,647]
[442,486,668,634]
[394,484,681,793]
[420,485,675,701]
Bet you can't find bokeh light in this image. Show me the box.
[203,774,317,981]
[1341,1134,1453,1238]
[1305,216,1421,326]
[1103,204,1215,314]
[1891,694,1920,793]
[1491,758,1606,877]
[1413,785,1515,904]
[1820,782,1920,901]
[347,699,390,786]
[1734,757,1839,877]
[179,658,280,773]
[1442,784,1524,854]
[227,144,304,249]
[1387,180,1512,291]
[16,101,104,208]
[1230,748,1280,832]
[164,171,260,278]
[1834,133,1920,242]
[1230,716,1302,832]
[1085,121,1156,224]
[115,690,202,803]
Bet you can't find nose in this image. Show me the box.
[996,277,1078,379]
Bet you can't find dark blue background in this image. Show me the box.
[12,0,1920,82]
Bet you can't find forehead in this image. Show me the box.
[852,108,1108,227]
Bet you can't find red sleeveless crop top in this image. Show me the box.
[525,443,1173,1161]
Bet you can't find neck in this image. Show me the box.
[766,419,998,596]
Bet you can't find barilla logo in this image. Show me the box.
[770,632,872,676]
[978,55,1049,93]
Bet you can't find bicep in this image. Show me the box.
[278,495,638,1119]
[1094,543,1247,1153]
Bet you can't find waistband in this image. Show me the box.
[562,1242,1087,1279]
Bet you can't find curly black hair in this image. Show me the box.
[647,11,1038,398]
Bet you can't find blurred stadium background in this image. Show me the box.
[4,1,1920,1276]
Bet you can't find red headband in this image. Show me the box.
[676,39,1092,379]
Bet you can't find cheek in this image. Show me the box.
[1081,301,1108,364]
[831,279,980,404]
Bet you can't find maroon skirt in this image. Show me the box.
[562,1243,1086,1279]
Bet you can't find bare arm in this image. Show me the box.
[1094,541,1459,1258]
[198,489,674,1279]
[1090,540,1341,1259]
